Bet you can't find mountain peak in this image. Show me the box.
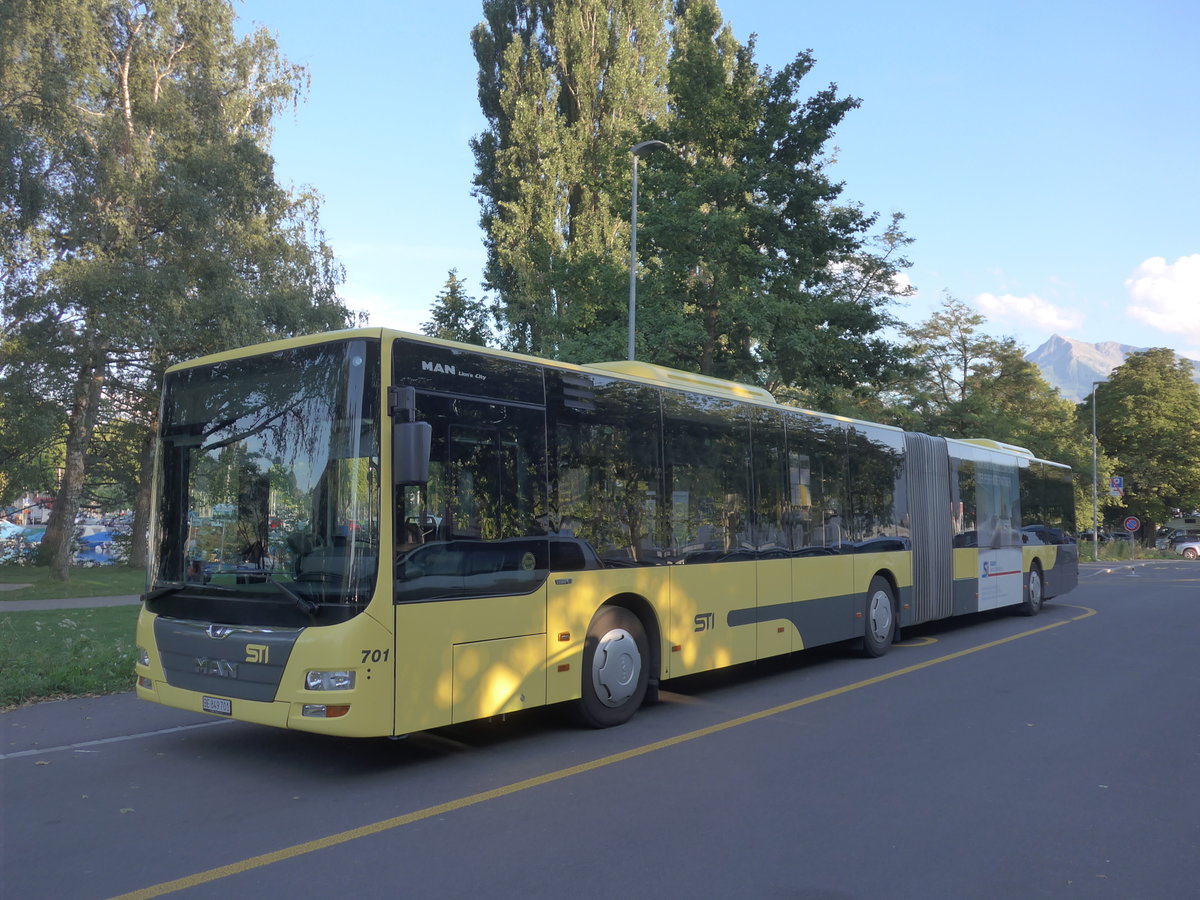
[1026,336,1200,401]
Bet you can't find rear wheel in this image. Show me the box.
[578,606,649,728]
[1184,547,1198,560]
[862,576,896,658]
[1019,563,1044,616]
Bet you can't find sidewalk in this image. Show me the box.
[0,594,141,612]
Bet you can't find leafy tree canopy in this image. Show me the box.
[1089,347,1200,532]
[1,0,353,577]
[471,0,670,359]
[471,0,910,400]
[422,269,493,346]
[638,0,909,398]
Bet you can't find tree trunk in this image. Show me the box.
[128,420,157,570]
[37,340,106,581]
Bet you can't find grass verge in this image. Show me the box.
[0,564,146,602]
[0,605,139,707]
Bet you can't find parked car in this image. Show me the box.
[1171,531,1200,549]
[1177,540,1200,560]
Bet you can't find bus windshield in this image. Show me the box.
[148,339,381,626]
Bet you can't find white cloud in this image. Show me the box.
[891,272,915,296]
[973,292,1086,333]
[1126,254,1200,345]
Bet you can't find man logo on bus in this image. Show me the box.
[421,360,456,376]
[195,657,238,678]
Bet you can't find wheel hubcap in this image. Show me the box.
[1030,571,1042,609]
[591,627,641,708]
[869,590,893,642]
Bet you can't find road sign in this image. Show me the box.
[1109,476,1124,498]
[1124,516,1141,533]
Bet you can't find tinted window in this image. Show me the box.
[847,425,907,551]
[394,388,550,602]
[977,455,1021,548]
[1020,460,1075,544]
[951,456,978,548]
[548,372,664,567]
[785,413,848,553]
[662,392,752,563]
[750,408,791,553]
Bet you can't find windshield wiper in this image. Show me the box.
[145,577,317,616]
[265,577,319,616]
[143,583,185,603]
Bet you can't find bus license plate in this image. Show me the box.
[202,696,232,716]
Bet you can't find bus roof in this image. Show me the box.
[166,329,1058,456]
[954,438,1036,458]
[584,360,777,404]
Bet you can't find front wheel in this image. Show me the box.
[1019,563,1044,616]
[861,576,896,658]
[578,606,649,728]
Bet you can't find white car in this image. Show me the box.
[1178,540,1200,560]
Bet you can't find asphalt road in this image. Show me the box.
[3,561,1198,899]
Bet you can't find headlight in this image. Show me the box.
[137,647,150,667]
[305,670,356,691]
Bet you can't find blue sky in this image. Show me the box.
[235,0,1200,358]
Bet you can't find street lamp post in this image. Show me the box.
[628,140,669,361]
[1091,380,1106,559]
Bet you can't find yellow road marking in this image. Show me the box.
[110,605,1097,900]
[896,636,938,647]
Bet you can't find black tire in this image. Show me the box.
[1019,563,1044,616]
[862,576,896,658]
[1184,548,1198,560]
[578,605,649,728]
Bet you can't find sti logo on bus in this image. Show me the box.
[245,644,269,664]
[694,612,715,632]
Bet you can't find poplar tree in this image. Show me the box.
[1,0,351,579]
[472,0,909,397]
[471,0,670,360]
[635,0,908,392]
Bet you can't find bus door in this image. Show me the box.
[393,394,551,731]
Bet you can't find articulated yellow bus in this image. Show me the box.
[135,329,1078,736]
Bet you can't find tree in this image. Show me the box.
[636,0,909,396]
[890,297,1103,529]
[472,1,910,395]
[422,269,493,345]
[471,0,671,360]
[1090,348,1200,538]
[1,0,352,579]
